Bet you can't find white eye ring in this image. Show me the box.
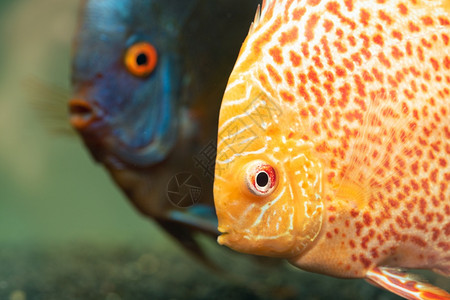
[245,161,277,197]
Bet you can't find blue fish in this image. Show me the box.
[69,0,260,266]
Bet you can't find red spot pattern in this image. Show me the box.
[307,67,320,84]
[302,42,310,57]
[377,52,391,68]
[430,58,440,71]
[305,14,320,41]
[289,50,302,67]
[292,7,306,21]
[408,21,420,32]
[439,17,450,26]
[397,3,408,15]
[360,9,370,26]
[344,0,353,11]
[307,0,321,6]
[252,17,282,57]
[336,66,347,77]
[284,0,295,21]
[373,34,384,46]
[326,1,356,29]
[443,34,449,45]
[363,212,373,226]
[392,30,403,41]
[266,64,282,83]
[359,254,371,268]
[285,71,295,86]
[323,19,334,32]
[410,236,427,247]
[279,27,299,46]
[280,91,295,102]
[378,10,393,25]
[269,47,283,64]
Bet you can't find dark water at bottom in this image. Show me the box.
[1,239,447,300]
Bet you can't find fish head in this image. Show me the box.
[69,0,194,167]
[214,71,324,258]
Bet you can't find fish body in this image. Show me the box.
[214,0,450,297]
[69,0,260,263]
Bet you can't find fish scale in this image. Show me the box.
[214,0,450,298]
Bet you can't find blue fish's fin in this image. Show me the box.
[157,206,220,271]
[366,267,450,300]
[155,218,221,273]
[24,77,74,135]
[167,207,219,237]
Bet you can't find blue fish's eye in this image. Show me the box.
[124,42,158,77]
[136,53,147,66]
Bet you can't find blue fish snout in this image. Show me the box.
[69,98,98,130]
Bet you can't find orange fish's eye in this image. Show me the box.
[124,42,158,77]
[246,161,277,196]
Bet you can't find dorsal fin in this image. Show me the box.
[248,0,275,34]
[260,0,275,20]
[248,3,261,34]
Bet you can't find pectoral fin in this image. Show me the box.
[167,205,219,237]
[366,267,450,300]
[155,218,221,273]
[155,205,220,271]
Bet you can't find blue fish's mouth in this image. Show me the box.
[69,99,100,130]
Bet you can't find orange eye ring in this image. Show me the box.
[124,42,158,77]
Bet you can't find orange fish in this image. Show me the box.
[213,0,450,299]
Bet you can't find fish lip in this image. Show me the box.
[69,99,102,130]
[217,231,229,246]
[217,226,228,234]
[217,227,230,239]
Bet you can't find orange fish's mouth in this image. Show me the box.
[217,232,229,246]
[217,226,230,245]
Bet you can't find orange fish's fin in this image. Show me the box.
[249,0,276,34]
[336,91,420,206]
[366,267,450,300]
[248,3,261,34]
